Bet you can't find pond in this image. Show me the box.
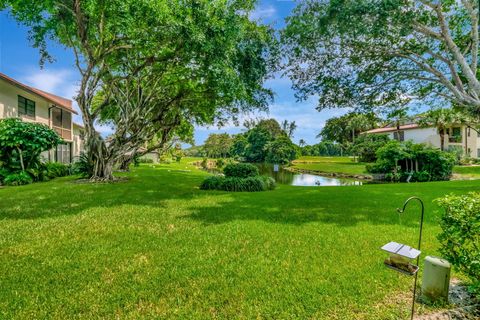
[255,164,363,187]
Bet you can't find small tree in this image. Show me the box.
[265,136,299,165]
[0,118,62,172]
[418,108,468,151]
[437,193,480,297]
[350,134,390,163]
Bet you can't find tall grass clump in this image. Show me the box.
[200,163,274,192]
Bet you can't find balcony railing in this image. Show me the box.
[53,126,72,140]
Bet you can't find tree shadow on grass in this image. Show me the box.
[0,167,205,220]
[182,185,435,228]
[1,165,478,227]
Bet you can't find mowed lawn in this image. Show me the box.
[1,159,480,319]
[452,165,480,179]
[292,156,480,179]
[291,156,371,175]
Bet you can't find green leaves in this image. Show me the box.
[0,118,63,172]
[282,0,480,112]
[437,193,480,297]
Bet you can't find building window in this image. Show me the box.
[393,131,405,142]
[18,95,35,118]
[449,127,462,143]
[55,143,71,164]
[51,107,72,140]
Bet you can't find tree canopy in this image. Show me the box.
[318,112,378,146]
[0,118,62,172]
[2,0,276,180]
[282,0,480,115]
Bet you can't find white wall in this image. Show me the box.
[404,127,440,148]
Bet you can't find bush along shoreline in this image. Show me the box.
[366,141,456,182]
[200,163,276,192]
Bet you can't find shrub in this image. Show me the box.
[0,118,62,173]
[199,175,276,192]
[138,157,154,164]
[216,158,225,168]
[199,176,223,190]
[45,162,70,178]
[0,167,11,184]
[350,134,389,162]
[367,141,455,182]
[262,176,276,190]
[201,157,208,169]
[26,166,49,182]
[72,153,93,177]
[436,193,480,297]
[223,163,259,178]
[4,171,33,186]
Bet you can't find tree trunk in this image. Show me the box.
[16,147,25,171]
[440,133,445,151]
[85,131,116,181]
[119,159,132,172]
[90,155,115,181]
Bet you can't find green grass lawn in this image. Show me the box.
[452,165,480,179]
[291,156,371,175]
[1,159,479,319]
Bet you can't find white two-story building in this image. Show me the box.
[364,122,480,158]
[0,72,84,163]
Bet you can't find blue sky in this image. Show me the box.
[0,0,348,146]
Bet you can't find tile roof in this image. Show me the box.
[0,72,77,114]
[364,123,421,134]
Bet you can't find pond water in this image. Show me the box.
[255,164,363,187]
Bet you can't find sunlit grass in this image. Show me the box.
[1,158,479,319]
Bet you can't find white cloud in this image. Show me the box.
[23,69,74,93]
[250,5,277,20]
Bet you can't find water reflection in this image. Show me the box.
[255,163,363,187]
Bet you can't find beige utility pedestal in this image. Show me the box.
[421,256,451,303]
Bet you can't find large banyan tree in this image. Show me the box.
[282,0,480,114]
[2,0,276,180]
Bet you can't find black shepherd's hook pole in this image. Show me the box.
[397,197,425,320]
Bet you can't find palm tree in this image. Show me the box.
[386,107,411,142]
[282,120,297,138]
[299,139,306,147]
[418,108,466,151]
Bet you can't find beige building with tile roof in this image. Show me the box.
[364,122,480,158]
[0,72,85,163]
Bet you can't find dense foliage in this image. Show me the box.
[367,141,456,182]
[318,113,378,146]
[3,0,276,180]
[265,136,299,165]
[203,134,234,159]
[0,118,62,172]
[229,119,298,163]
[200,175,275,192]
[223,163,259,178]
[300,141,344,157]
[437,193,480,297]
[3,171,33,186]
[283,1,480,114]
[0,118,67,185]
[349,134,390,163]
[200,162,275,192]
